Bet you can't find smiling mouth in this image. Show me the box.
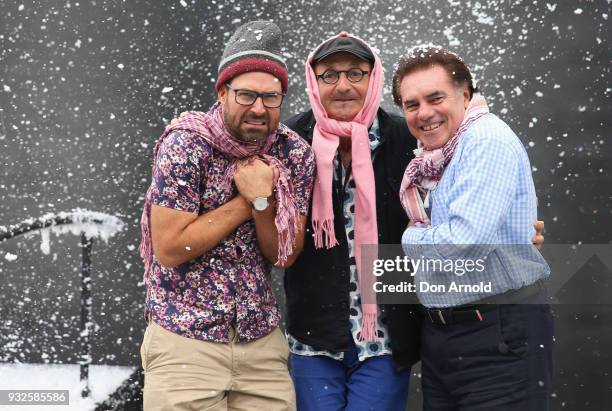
[420,122,443,132]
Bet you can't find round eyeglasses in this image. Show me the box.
[224,83,285,108]
[316,68,370,85]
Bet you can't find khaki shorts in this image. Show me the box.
[141,321,295,411]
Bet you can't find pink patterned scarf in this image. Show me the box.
[399,93,489,225]
[305,33,384,341]
[139,102,300,279]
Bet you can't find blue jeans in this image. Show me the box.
[290,339,410,411]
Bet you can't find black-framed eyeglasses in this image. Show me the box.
[316,68,370,85]
[224,83,285,108]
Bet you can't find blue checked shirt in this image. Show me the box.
[402,113,550,308]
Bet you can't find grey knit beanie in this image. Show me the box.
[215,20,288,92]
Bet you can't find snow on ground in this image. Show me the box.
[0,363,134,410]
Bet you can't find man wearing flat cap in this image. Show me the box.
[138,20,314,410]
[283,32,420,411]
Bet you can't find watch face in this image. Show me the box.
[253,197,268,211]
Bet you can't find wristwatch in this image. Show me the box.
[251,196,269,211]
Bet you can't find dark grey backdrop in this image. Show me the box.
[1,1,611,409]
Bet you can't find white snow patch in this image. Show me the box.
[4,252,18,261]
[0,363,134,410]
[443,26,460,47]
[3,85,11,92]
[574,8,583,15]
[40,229,51,255]
[8,209,125,255]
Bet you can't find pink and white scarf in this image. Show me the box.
[399,93,489,225]
[139,102,300,279]
[305,33,384,341]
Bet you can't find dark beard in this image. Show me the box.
[223,109,268,144]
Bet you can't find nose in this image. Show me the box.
[249,96,266,115]
[417,103,435,122]
[335,72,352,92]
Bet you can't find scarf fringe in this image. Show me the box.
[269,156,301,266]
[312,218,339,249]
[359,310,378,342]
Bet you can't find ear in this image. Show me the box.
[217,86,227,105]
[462,85,470,109]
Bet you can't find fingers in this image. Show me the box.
[533,220,545,249]
[533,234,544,250]
[233,158,275,201]
[534,220,545,234]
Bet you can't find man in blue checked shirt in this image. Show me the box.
[393,46,553,411]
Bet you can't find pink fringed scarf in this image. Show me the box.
[399,93,489,225]
[139,102,300,279]
[306,33,384,341]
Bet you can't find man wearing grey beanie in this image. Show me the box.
[139,20,314,410]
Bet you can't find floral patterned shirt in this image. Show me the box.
[145,126,315,343]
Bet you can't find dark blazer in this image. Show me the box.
[283,108,422,368]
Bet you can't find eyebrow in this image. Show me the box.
[426,91,445,99]
[234,87,283,95]
[403,91,445,106]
